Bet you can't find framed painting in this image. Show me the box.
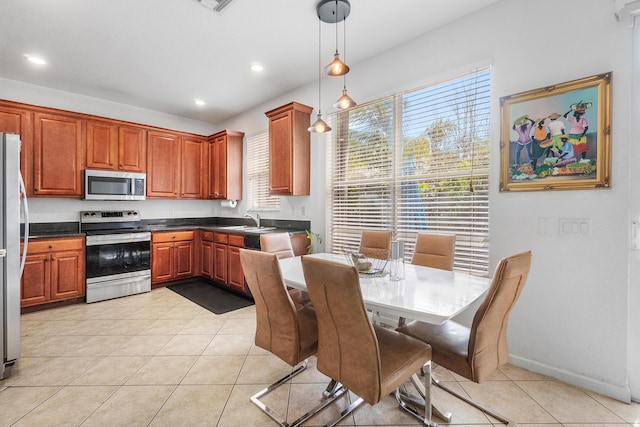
[499,72,611,192]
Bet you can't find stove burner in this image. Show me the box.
[80,210,147,234]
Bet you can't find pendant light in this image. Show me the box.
[309,18,331,133]
[333,15,356,110]
[318,0,350,76]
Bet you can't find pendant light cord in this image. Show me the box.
[318,18,322,113]
[335,0,339,54]
[343,9,347,88]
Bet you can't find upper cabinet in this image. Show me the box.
[0,100,223,200]
[0,104,32,192]
[147,131,181,198]
[33,112,84,197]
[265,102,312,196]
[208,129,244,200]
[181,136,207,199]
[86,120,146,172]
[147,131,208,199]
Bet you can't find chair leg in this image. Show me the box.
[323,396,365,427]
[396,360,438,426]
[432,376,516,427]
[250,360,348,427]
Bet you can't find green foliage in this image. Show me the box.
[305,230,322,254]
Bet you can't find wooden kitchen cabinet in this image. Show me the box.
[147,131,181,198]
[151,231,195,284]
[181,136,207,199]
[208,130,244,200]
[226,234,246,292]
[20,237,85,307]
[200,231,214,280]
[33,111,84,197]
[212,232,246,293]
[213,232,228,284]
[265,102,312,196]
[86,120,146,172]
[0,103,32,194]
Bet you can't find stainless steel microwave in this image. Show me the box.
[84,169,146,201]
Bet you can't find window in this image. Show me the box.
[247,130,280,211]
[327,68,491,275]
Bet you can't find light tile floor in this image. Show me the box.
[1,287,639,426]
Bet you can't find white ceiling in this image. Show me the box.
[0,0,500,124]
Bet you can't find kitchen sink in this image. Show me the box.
[242,226,277,232]
[216,225,277,232]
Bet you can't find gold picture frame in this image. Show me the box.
[500,72,611,192]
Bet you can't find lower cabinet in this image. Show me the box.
[212,232,246,294]
[150,228,304,296]
[151,231,195,284]
[226,234,246,292]
[20,237,85,307]
[200,231,214,280]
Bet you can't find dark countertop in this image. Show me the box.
[22,218,310,239]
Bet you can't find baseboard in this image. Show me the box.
[509,354,632,403]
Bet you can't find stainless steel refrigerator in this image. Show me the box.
[1,133,29,380]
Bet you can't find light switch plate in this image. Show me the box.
[559,218,590,237]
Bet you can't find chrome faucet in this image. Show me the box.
[244,213,260,228]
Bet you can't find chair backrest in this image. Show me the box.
[468,250,532,382]
[359,230,392,259]
[239,249,317,366]
[301,256,384,405]
[260,232,295,259]
[411,233,456,271]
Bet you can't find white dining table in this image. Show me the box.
[279,252,493,423]
[278,252,491,325]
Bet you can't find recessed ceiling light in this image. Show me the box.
[251,63,264,72]
[24,54,46,65]
[194,99,206,106]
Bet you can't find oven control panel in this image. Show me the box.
[81,210,141,223]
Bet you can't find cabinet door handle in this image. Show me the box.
[48,245,53,249]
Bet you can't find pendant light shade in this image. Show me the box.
[309,112,332,133]
[333,85,356,109]
[324,52,349,76]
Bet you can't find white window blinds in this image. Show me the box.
[328,68,491,276]
[247,130,280,211]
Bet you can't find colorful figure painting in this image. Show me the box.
[500,73,611,192]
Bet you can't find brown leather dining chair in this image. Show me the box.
[359,230,392,259]
[260,232,295,259]
[260,232,311,308]
[397,232,457,327]
[397,250,532,426]
[411,232,456,271]
[301,256,435,426]
[239,249,346,427]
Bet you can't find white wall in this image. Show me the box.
[219,0,634,401]
[3,0,635,401]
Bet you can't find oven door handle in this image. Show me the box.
[86,232,151,246]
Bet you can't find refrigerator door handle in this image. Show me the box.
[19,171,29,277]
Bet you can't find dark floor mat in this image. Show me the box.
[167,280,254,315]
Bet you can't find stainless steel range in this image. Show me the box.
[81,210,151,303]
